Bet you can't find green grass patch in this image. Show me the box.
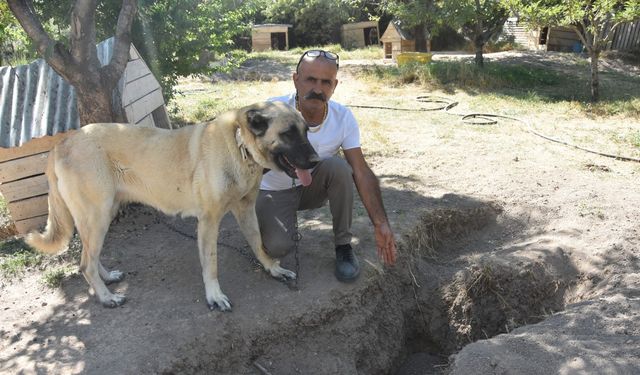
[584,98,640,118]
[610,129,640,152]
[630,131,640,149]
[355,59,640,117]
[0,234,81,283]
[191,97,227,123]
[0,246,43,278]
[42,266,76,288]
[358,61,566,91]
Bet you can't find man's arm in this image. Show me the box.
[343,147,397,265]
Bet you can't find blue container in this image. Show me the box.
[572,42,583,53]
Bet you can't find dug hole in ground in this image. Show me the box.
[1,52,639,374]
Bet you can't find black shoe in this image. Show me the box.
[335,244,360,282]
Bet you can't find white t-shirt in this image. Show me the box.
[260,93,361,191]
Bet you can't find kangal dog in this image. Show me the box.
[26,101,319,310]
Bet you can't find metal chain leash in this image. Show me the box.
[162,179,304,291]
[162,219,264,271]
[288,178,302,291]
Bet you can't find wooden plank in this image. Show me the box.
[550,30,579,40]
[122,74,162,105]
[124,59,151,84]
[129,44,141,60]
[0,132,68,163]
[625,22,640,50]
[624,25,631,49]
[623,23,634,49]
[0,174,48,203]
[342,21,377,31]
[625,23,638,49]
[614,24,625,49]
[254,35,271,44]
[7,195,48,221]
[0,152,49,183]
[550,38,580,47]
[125,89,165,124]
[253,26,287,33]
[14,215,47,235]
[613,24,622,49]
[136,115,155,128]
[628,23,639,50]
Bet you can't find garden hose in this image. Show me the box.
[348,95,640,163]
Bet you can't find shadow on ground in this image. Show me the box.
[0,178,582,374]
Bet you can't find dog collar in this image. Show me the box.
[235,128,248,160]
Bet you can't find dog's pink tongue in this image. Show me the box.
[296,168,313,186]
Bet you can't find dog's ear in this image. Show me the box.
[246,109,270,136]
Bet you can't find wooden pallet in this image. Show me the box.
[0,43,169,236]
[0,133,70,234]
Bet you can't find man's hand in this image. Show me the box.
[375,221,397,265]
[344,147,398,265]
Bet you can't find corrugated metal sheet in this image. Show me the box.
[0,38,117,148]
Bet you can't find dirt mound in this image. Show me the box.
[443,259,567,345]
[449,295,640,375]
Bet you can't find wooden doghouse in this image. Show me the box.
[380,21,415,61]
[251,24,292,52]
[502,17,543,50]
[502,17,640,53]
[341,21,380,49]
[0,37,169,234]
[503,17,582,52]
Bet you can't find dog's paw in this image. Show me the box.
[101,294,126,308]
[269,264,296,281]
[104,270,125,285]
[207,294,232,312]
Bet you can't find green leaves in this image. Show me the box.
[508,0,640,28]
[508,0,640,101]
[262,0,354,47]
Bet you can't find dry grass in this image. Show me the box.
[403,204,502,259]
[443,260,567,345]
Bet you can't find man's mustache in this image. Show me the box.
[304,91,326,102]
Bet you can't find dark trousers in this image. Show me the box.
[256,156,354,258]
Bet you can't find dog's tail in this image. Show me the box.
[25,148,74,255]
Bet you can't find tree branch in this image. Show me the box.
[572,23,590,53]
[101,0,138,88]
[595,12,610,47]
[70,0,98,67]
[602,19,624,47]
[6,0,75,76]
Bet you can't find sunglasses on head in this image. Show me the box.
[296,50,340,73]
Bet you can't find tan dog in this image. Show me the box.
[26,101,319,310]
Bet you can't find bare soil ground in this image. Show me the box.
[1,51,639,374]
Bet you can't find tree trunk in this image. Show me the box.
[474,39,484,67]
[75,80,115,125]
[414,24,427,52]
[589,51,600,102]
[474,0,484,68]
[8,0,137,125]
